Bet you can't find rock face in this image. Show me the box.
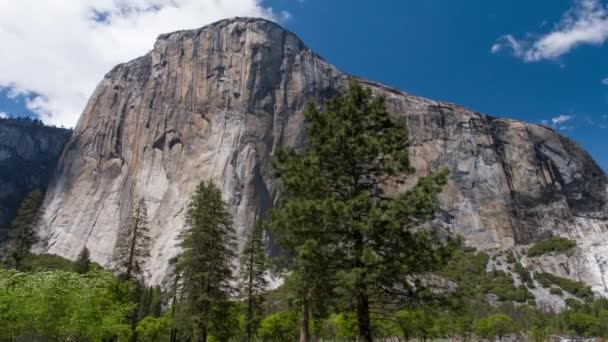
[36,18,608,290]
[0,118,70,242]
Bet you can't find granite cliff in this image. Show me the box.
[35,18,608,299]
[0,118,70,242]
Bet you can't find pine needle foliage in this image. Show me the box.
[268,80,451,341]
[239,222,269,342]
[74,246,91,274]
[174,180,237,342]
[7,189,44,268]
[113,198,151,282]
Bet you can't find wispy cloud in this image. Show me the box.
[0,1,285,127]
[602,77,608,85]
[541,114,575,130]
[492,0,608,62]
[553,114,574,125]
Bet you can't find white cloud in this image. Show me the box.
[552,114,574,125]
[0,112,7,119]
[492,0,608,62]
[602,77,608,85]
[0,1,282,127]
[542,114,576,130]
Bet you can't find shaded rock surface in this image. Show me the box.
[35,18,608,288]
[0,118,71,242]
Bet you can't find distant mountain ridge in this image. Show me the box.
[28,18,607,305]
[0,117,71,241]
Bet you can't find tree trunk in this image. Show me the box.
[199,323,207,342]
[355,284,373,342]
[299,298,310,342]
[246,251,255,342]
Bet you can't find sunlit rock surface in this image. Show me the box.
[35,18,608,287]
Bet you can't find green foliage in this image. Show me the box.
[208,301,242,341]
[239,222,269,341]
[329,312,358,339]
[137,285,164,321]
[0,268,132,340]
[6,189,43,268]
[257,311,298,342]
[527,237,577,257]
[565,312,597,336]
[268,79,451,341]
[441,246,533,304]
[113,198,151,282]
[173,180,237,341]
[136,313,173,342]
[74,246,91,274]
[480,270,531,303]
[18,253,83,272]
[550,287,563,296]
[514,261,534,288]
[534,272,593,301]
[475,314,516,340]
[505,251,516,264]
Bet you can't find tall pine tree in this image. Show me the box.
[269,80,451,342]
[74,246,91,274]
[174,181,237,342]
[113,198,151,282]
[239,222,269,342]
[7,189,44,268]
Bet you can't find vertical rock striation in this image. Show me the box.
[36,18,608,290]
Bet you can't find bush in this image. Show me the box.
[550,287,563,296]
[0,268,132,340]
[534,272,593,301]
[475,314,516,340]
[527,237,576,257]
[136,314,172,342]
[257,311,298,342]
[506,251,517,264]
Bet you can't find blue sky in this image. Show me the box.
[1,0,607,170]
[264,0,608,170]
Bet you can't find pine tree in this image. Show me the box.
[7,189,44,268]
[268,80,451,342]
[113,198,151,282]
[174,181,237,342]
[75,246,91,274]
[239,222,269,342]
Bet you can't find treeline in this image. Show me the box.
[0,115,72,130]
[1,81,607,341]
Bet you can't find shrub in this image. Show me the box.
[257,311,298,342]
[0,268,132,340]
[550,287,563,296]
[506,251,517,264]
[475,314,516,340]
[534,272,593,301]
[136,314,172,342]
[527,237,576,257]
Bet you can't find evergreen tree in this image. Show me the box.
[174,181,237,342]
[7,189,44,268]
[113,198,151,282]
[239,222,269,342]
[269,80,451,342]
[74,246,91,274]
